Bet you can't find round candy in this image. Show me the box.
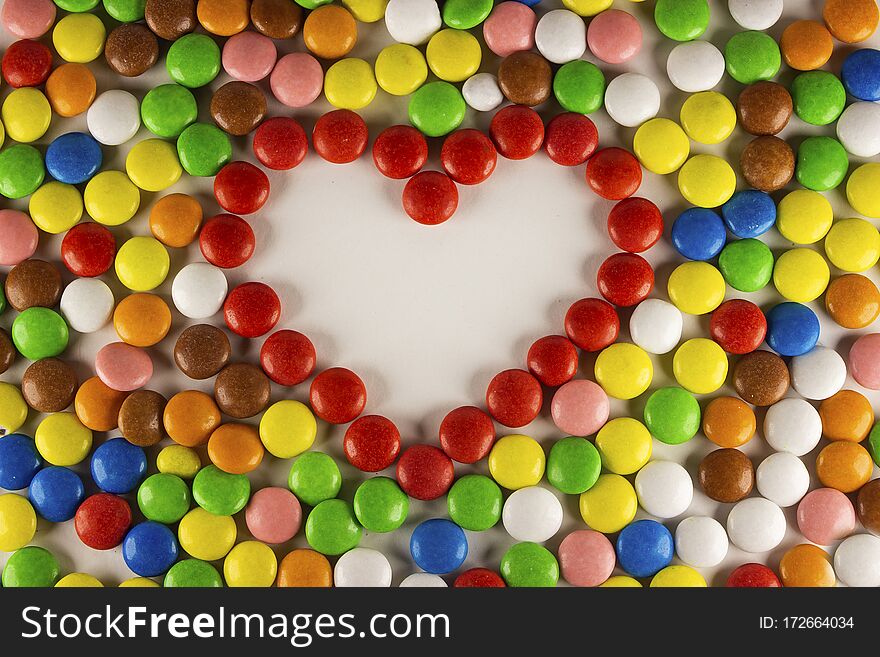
[83,171,140,227]
[587,9,641,63]
[486,369,542,428]
[553,60,607,116]
[91,437,146,494]
[259,400,316,459]
[439,406,494,464]
[500,542,559,587]
[741,136,794,192]
[595,418,652,475]
[727,563,781,588]
[674,516,728,568]
[579,474,637,534]
[334,548,392,588]
[374,44,427,96]
[12,308,69,361]
[224,541,277,588]
[288,451,341,507]
[122,522,178,577]
[118,390,166,447]
[737,81,792,136]
[208,423,264,475]
[773,248,829,303]
[597,253,653,307]
[733,350,790,407]
[678,155,735,208]
[756,452,810,508]
[312,109,369,166]
[224,282,280,339]
[446,474,501,532]
[177,124,232,177]
[816,442,873,493]
[427,28,481,83]
[699,448,754,503]
[557,530,615,587]
[782,20,833,71]
[594,342,652,400]
[223,31,276,82]
[105,24,157,77]
[384,0,440,45]
[126,139,182,192]
[75,493,131,550]
[253,118,308,171]
[586,148,641,200]
[21,358,77,413]
[824,0,879,43]
[276,549,331,588]
[671,208,726,261]
[634,460,693,519]
[305,499,362,556]
[137,473,191,524]
[192,465,250,516]
[667,261,725,315]
[651,566,706,588]
[546,436,601,495]
[729,0,782,29]
[408,81,465,138]
[178,508,236,561]
[607,198,663,253]
[766,302,820,357]
[344,415,400,472]
[2,546,59,587]
[200,215,254,269]
[565,298,619,352]
[270,53,323,108]
[166,34,220,88]
[410,519,468,574]
[826,275,880,329]
[483,2,535,57]
[397,444,455,499]
[95,342,152,392]
[727,497,786,553]
[399,573,446,588]
[0,494,36,552]
[324,58,377,110]
[0,210,38,266]
[858,479,880,533]
[792,71,846,126]
[0,145,44,199]
[58,278,113,336]
[666,40,725,92]
[354,477,409,533]
[164,560,222,588]
[535,9,586,64]
[1,0,56,39]
[842,49,880,101]
[654,0,709,41]
[710,300,766,354]
[725,31,781,84]
[787,346,845,402]
[454,568,505,588]
[462,73,503,112]
[825,218,880,273]
[764,398,821,456]
[2,39,53,88]
[797,488,856,545]
[644,387,700,445]
[604,73,659,128]
[0,434,41,490]
[527,335,578,387]
[61,223,115,277]
[633,118,689,175]
[441,129,496,185]
[718,240,773,293]
[797,136,848,191]
[616,520,673,578]
[848,163,880,218]
[834,535,880,588]
[491,105,544,160]
[53,13,105,63]
[499,51,552,107]
[837,102,880,157]
[170,264,227,323]
[28,467,83,522]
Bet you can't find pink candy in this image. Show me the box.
[483,1,537,57]
[796,487,856,545]
[0,209,38,266]
[850,333,880,389]
[222,31,278,82]
[95,342,153,392]
[270,53,324,108]
[245,487,303,544]
[558,530,616,587]
[587,9,642,64]
[550,379,610,436]
[0,0,56,40]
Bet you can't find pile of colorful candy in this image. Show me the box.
[2,0,880,588]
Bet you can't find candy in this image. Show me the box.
[526,335,578,387]
[197,0,248,35]
[667,261,725,316]
[164,560,222,588]
[781,20,833,71]
[485,369,542,428]
[343,415,401,472]
[141,84,197,139]
[755,452,810,509]
[438,406,495,464]
[681,91,736,145]
[587,9,641,63]
[773,248,829,303]
[157,446,200,480]
[791,71,846,126]
[6,259,62,311]
[163,390,221,448]
[579,473,638,533]
[498,51,551,106]
[276,549,332,588]
[354,477,409,532]
[53,13,106,63]
[834,535,880,588]
[126,139,182,192]
[594,418,652,475]
[259,400,316,458]
[442,0,492,29]
[224,282,281,339]
[288,451,342,506]
[59,279,113,336]
[211,82,267,137]
[2,88,50,143]
[596,253,653,307]
[678,154,735,208]
[718,240,773,294]
[123,521,178,577]
[324,58,377,110]
[166,34,220,88]
[384,0,441,45]
[2,40,53,88]
[674,516,728,568]
[2,546,59,587]
[0,0,56,39]
[208,424,264,475]
[0,333,13,376]
[644,387,700,445]
[29,182,82,235]
[553,60,606,115]
[0,434,42,490]
[105,24,158,77]
[173,325,230,381]
[778,544,835,587]
[741,136,794,192]
[633,118,689,175]
[271,53,323,108]
[544,112,598,163]
[819,390,874,442]
[557,530,614,587]
[114,294,171,348]
[440,129,496,186]
[75,493,131,550]
[535,9,585,64]
[334,548,392,587]
[223,31,277,82]
[500,542,559,587]
[118,390,167,447]
[21,358,77,413]
[397,444,454,499]
[178,508,236,561]
[91,438,147,494]
[607,198,663,253]
[837,102,880,159]
[726,563,780,588]
[546,436,601,494]
[826,275,880,329]
[733,350,789,407]
[313,110,369,165]
[305,499,362,555]
[842,49,880,101]
[490,105,544,160]
[857,479,880,533]
[427,28,481,83]
[727,497,786,553]
[671,208,725,261]
[259,330,316,387]
[199,215,254,269]
[446,474,502,531]
[400,574,446,588]
[790,346,846,400]
[601,576,642,588]
[764,398,822,456]
[725,31,781,84]
[0,494,36,551]
[254,118,308,171]
[144,0,195,39]
[483,2,535,57]
[698,448,754,503]
[192,465,250,516]
[847,163,880,218]
[736,81,792,137]
[224,541,277,587]
[823,0,879,43]
[411,518,468,574]
[0,145,44,199]
[816,442,873,493]
[565,298,619,352]
[728,0,782,29]
[654,0,709,41]
[666,40,725,92]
[0,210,38,266]
[28,467,84,522]
[604,74,659,129]
[454,568,505,588]
[765,302,820,357]
[171,263,228,322]
[616,519,673,577]
[797,487,855,545]
[12,308,69,360]
[634,460,693,519]
[213,363,270,419]
[488,434,544,490]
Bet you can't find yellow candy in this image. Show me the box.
[1,88,51,143]
[650,565,707,587]
[55,573,103,587]
[35,412,93,466]
[673,338,729,395]
[0,117,5,148]
[157,445,201,479]
[259,400,317,458]
[0,383,28,435]
[667,261,725,315]
[53,13,106,63]
[773,248,830,302]
[563,0,613,16]
[595,417,653,475]
[224,541,278,587]
[341,0,388,22]
[680,91,736,144]
[29,182,83,234]
[324,58,378,110]
[633,118,690,175]
[579,474,638,533]
[0,493,36,552]
[776,189,833,244]
[600,575,643,587]
[375,44,428,96]
[119,577,161,588]
[824,218,880,272]
[847,163,880,218]
[426,29,481,83]
[84,171,141,226]
[594,343,653,400]
[488,434,545,490]
[115,236,170,292]
[678,154,736,208]
[178,508,237,561]
[126,139,182,192]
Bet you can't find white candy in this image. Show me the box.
[462,73,503,112]
[674,516,728,568]
[834,534,880,587]
[604,73,661,128]
[837,102,880,158]
[763,398,823,456]
[172,263,228,320]
[59,278,114,334]
[87,90,141,146]
[726,497,786,553]
[666,40,725,93]
[728,0,783,30]
[399,573,447,588]
[384,0,441,46]
[634,460,693,519]
[755,452,810,508]
[502,486,563,542]
[790,346,846,400]
[535,10,586,65]
[630,299,683,355]
[334,548,393,587]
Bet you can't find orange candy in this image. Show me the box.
[781,20,834,71]
[276,549,333,587]
[825,274,880,329]
[45,63,96,117]
[702,396,756,448]
[197,0,249,36]
[149,194,203,248]
[113,293,172,347]
[823,0,879,43]
[816,442,873,493]
[779,544,836,587]
[819,390,874,442]
[164,390,222,447]
[207,423,264,474]
[303,5,357,60]
[75,376,129,432]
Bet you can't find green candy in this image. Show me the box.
[725,32,781,85]
[442,0,493,29]
[869,423,880,467]
[54,0,100,11]
[2,546,60,587]
[166,34,221,89]
[164,559,223,588]
[0,145,45,199]
[294,0,333,8]
[192,465,250,516]
[718,238,774,292]
[408,81,466,137]
[553,60,605,114]
[353,477,409,533]
[796,136,849,191]
[177,123,232,177]
[141,84,198,138]
[500,542,559,588]
[654,0,710,42]
[446,474,502,531]
[103,0,146,22]
[791,71,846,126]
[138,473,191,524]
[305,499,362,556]
[288,452,342,507]
[644,386,701,445]
[11,308,68,360]
[546,437,601,495]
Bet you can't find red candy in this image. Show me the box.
[454,568,506,587]
[74,493,132,551]
[313,109,368,164]
[544,113,598,166]
[440,129,497,185]
[726,563,781,588]
[224,282,281,338]
[372,125,428,179]
[260,329,316,386]
[527,335,578,387]
[439,405,496,464]
[597,252,654,307]
[60,222,116,277]
[214,161,270,215]
[199,214,255,269]
[253,117,308,170]
[343,415,401,472]
[710,299,767,354]
[564,298,620,352]
[607,197,664,253]
[486,369,543,428]
[2,39,52,87]
[402,171,459,226]
[586,147,642,200]
[490,105,544,160]
[396,444,454,501]
[309,367,367,424]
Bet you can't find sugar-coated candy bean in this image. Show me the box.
[0,493,36,552]
[497,51,551,107]
[166,34,220,88]
[21,358,76,413]
[122,521,178,577]
[410,519,468,574]
[727,563,781,588]
[823,0,879,43]
[654,0,708,41]
[2,40,53,88]
[397,444,454,500]
[702,398,755,449]
[587,9,640,64]
[755,453,809,509]
[674,516,728,568]
[384,0,440,45]
[597,253,653,307]
[490,105,544,160]
[35,413,91,468]
[834,535,880,587]
[634,460,693,519]
[198,215,254,270]
[213,162,269,215]
[454,568,505,588]
[53,14,106,64]
[354,476,409,534]
[671,208,726,261]
[527,335,578,387]
[595,418,651,476]
[0,434,42,490]
[28,466,84,523]
[820,390,874,443]
[644,387,700,445]
[400,574,447,588]
[594,343,653,400]
[535,9,585,65]
[171,263,228,320]
[603,73,660,128]
[427,28,481,83]
[790,346,845,400]
[409,82,465,137]
[666,40,724,93]
[486,369,542,428]
[725,31,780,85]
[75,493,131,550]
[2,546,59,587]
[95,342,152,393]
[565,298,619,352]
[842,49,880,101]
[90,438,147,495]
[488,434,545,491]
[59,278,114,334]
[728,0,782,30]
[797,487,856,546]
[372,125,427,179]
[260,330,316,387]
[1,0,56,40]
[462,73,503,112]
[105,24,158,78]
[586,148,641,200]
[781,20,833,71]
[544,113,597,166]
[557,530,614,587]
[343,415,401,472]
[61,223,116,277]
[0,210,38,266]
[500,542,559,587]
[335,548,392,587]
[482,2,535,57]
[313,109,369,164]
[375,44,427,96]
[305,499,362,556]
[441,129,497,185]
[113,294,171,348]
[719,240,775,293]
[699,448,753,503]
[726,497,786,553]
[546,437,600,495]
[244,487,301,545]
[224,282,281,339]
[270,53,323,108]
[309,367,366,424]
[858,479,880,533]
[765,302,820,357]
[439,406,495,464]
[553,60,605,114]
[222,31,277,82]
[737,81,792,136]
[502,486,562,543]
[710,299,766,354]
[616,519,672,578]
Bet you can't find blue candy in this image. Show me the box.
[671,208,727,260]
[122,521,179,577]
[721,190,776,238]
[91,438,147,494]
[45,132,103,185]
[615,519,673,578]
[513,0,542,5]
[28,466,84,522]
[842,49,880,102]
[0,434,42,490]
[410,518,468,574]
[766,302,820,357]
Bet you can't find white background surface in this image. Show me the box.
[2,0,880,587]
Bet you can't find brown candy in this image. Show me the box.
[21,358,77,413]
[174,324,231,380]
[251,0,303,39]
[145,0,196,41]
[497,51,552,107]
[214,363,271,419]
[5,259,62,311]
[105,23,159,77]
[733,350,790,406]
[857,479,880,534]
[0,329,14,375]
[210,82,267,136]
[698,448,754,503]
[740,135,794,192]
[737,82,793,136]
[118,390,167,447]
